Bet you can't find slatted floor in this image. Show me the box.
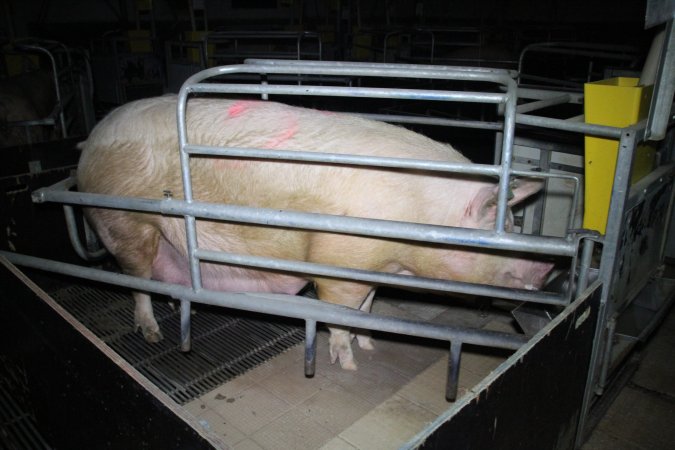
[0,358,52,450]
[50,285,306,404]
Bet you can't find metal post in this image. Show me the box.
[576,239,597,297]
[180,299,191,352]
[446,341,462,401]
[305,319,317,377]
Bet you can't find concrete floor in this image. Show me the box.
[183,294,514,449]
[179,290,675,450]
[582,304,675,450]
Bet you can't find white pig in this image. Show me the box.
[77,96,552,369]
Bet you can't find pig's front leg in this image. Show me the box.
[327,325,358,370]
[318,282,375,370]
[352,289,376,351]
[134,291,163,343]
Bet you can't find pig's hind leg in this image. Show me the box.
[91,212,164,343]
[134,290,163,343]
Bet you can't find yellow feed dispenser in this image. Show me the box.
[584,77,655,234]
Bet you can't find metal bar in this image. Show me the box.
[305,319,317,377]
[646,19,675,141]
[244,57,517,77]
[576,239,597,297]
[33,188,578,258]
[63,205,107,261]
[575,127,643,448]
[515,87,584,103]
[180,299,191,352]
[186,82,507,104]
[185,144,503,177]
[181,62,517,87]
[0,251,528,350]
[495,83,518,232]
[195,249,568,305]
[516,94,571,114]
[516,113,624,139]
[176,88,204,300]
[625,162,675,211]
[446,341,462,401]
[351,112,503,131]
[530,148,551,235]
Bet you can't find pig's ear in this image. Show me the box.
[464,178,544,226]
[508,177,545,207]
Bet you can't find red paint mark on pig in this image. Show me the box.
[264,114,298,148]
[227,100,257,118]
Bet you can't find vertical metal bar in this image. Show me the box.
[180,298,191,352]
[176,89,203,295]
[496,79,518,232]
[596,317,617,395]
[575,129,639,447]
[305,319,317,377]
[576,238,596,297]
[493,132,503,165]
[446,340,462,401]
[645,19,674,141]
[531,148,551,235]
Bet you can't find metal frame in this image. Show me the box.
[3,34,674,424]
[2,39,75,143]
[2,59,601,402]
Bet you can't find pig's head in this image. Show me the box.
[453,177,554,290]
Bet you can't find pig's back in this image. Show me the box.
[77,96,470,222]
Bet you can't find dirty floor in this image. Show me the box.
[582,303,675,450]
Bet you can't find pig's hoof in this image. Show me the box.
[141,326,164,343]
[356,334,375,351]
[340,358,358,371]
[329,343,358,370]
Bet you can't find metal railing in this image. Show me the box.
[7,60,605,400]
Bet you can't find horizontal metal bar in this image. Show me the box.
[188,62,516,86]
[516,113,623,139]
[515,87,584,103]
[626,162,675,211]
[0,251,528,350]
[195,249,568,306]
[353,112,503,130]
[244,58,518,77]
[185,144,502,176]
[516,94,571,114]
[33,187,577,257]
[186,82,507,104]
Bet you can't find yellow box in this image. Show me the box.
[584,77,655,234]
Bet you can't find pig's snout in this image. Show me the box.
[507,260,554,291]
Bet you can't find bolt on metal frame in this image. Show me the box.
[5,59,600,401]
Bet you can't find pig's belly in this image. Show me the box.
[151,236,308,295]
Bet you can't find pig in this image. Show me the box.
[77,95,553,370]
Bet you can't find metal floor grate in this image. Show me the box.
[0,357,53,450]
[50,284,305,404]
